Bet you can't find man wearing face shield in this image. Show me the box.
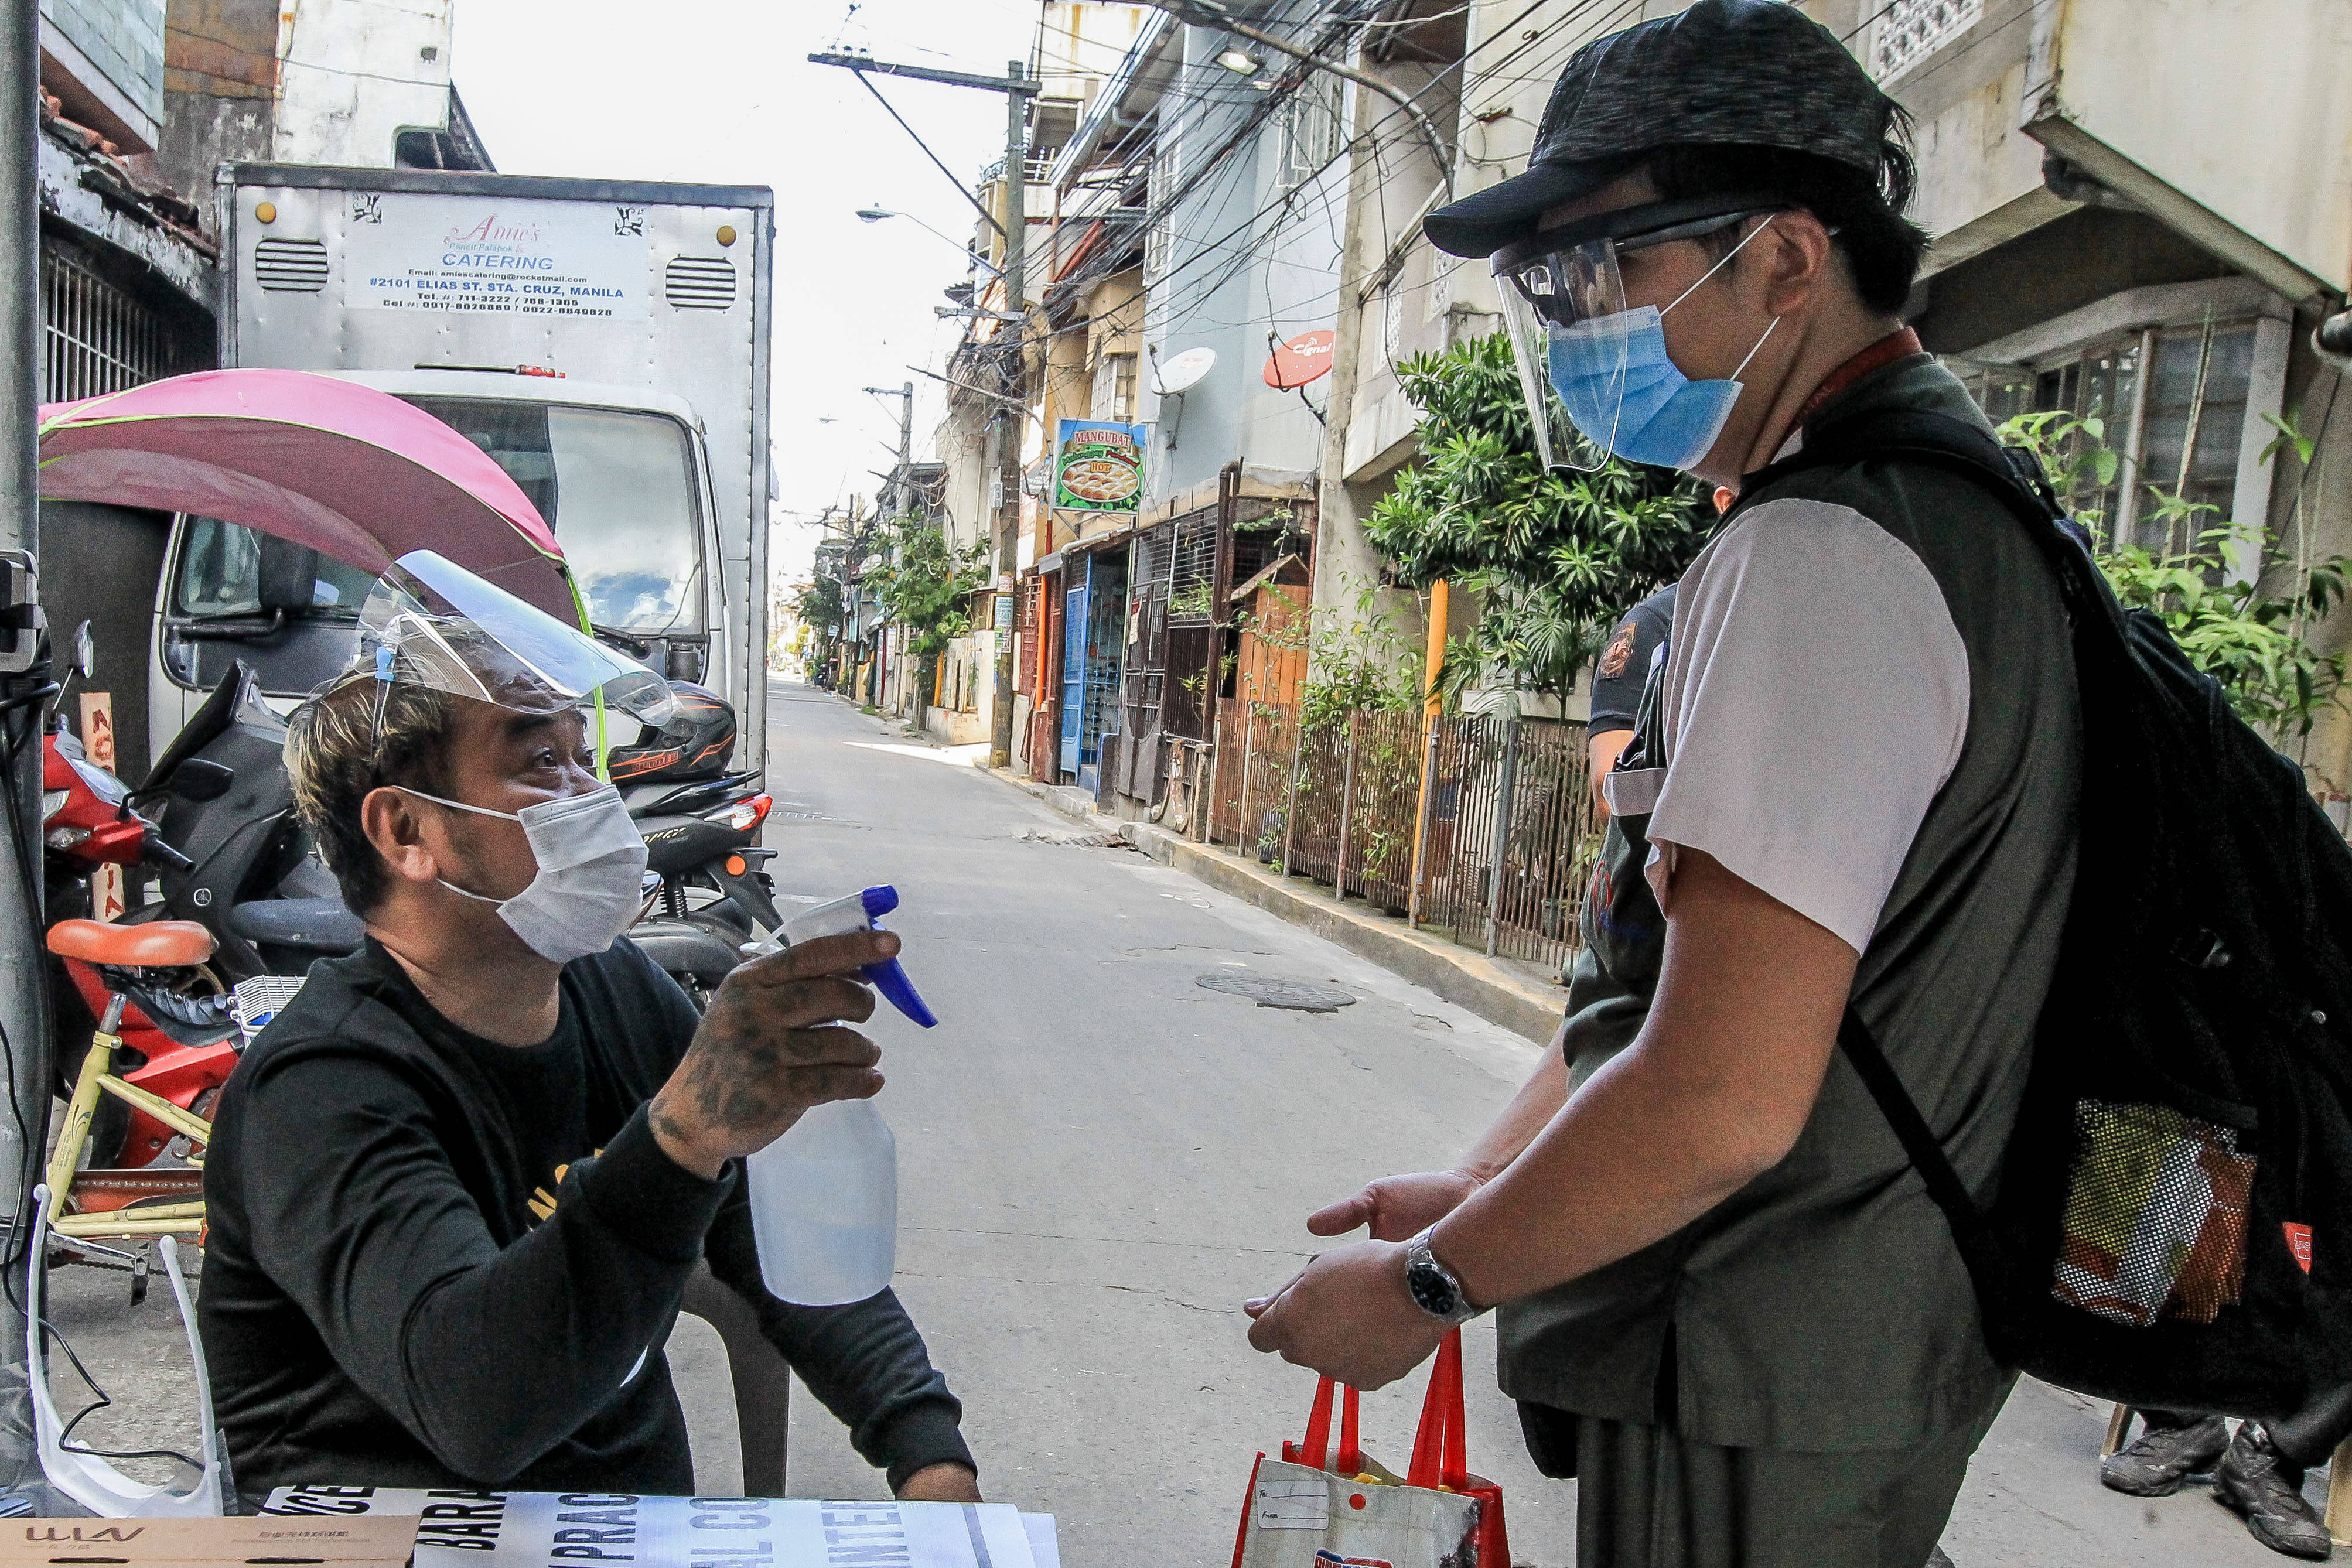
[1244,2,2080,1561]
[197,552,980,1501]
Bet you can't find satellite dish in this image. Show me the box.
[1263,329,1336,390]
[1152,346,1217,396]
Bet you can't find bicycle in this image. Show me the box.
[42,919,217,1255]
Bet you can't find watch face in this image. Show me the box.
[1408,1256,1459,1318]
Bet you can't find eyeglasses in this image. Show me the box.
[1494,196,1783,330]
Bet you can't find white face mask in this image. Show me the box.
[401,783,647,964]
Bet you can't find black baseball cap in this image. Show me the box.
[1425,0,1899,259]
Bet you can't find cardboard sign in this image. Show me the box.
[265,1488,1050,1568]
[0,1515,418,1566]
[75,692,124,921]
[76,693,114,774]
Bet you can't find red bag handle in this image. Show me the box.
[1407,1330,1469,1490]
[1295,1376,1364,1474]
[1293,1331,1469,1487]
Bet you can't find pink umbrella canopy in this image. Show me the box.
[37,368,576,620]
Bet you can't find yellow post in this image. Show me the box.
[45,1027,116,1223]
[1407,580,1449,927]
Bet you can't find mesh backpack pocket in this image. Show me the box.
[2053,1099,2256,1327]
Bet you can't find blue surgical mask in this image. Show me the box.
[1545,221,1779,471]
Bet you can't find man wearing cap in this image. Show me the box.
[1244,2,2079,1560]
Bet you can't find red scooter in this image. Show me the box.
[42,726,238,1173]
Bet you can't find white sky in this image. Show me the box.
[449,0,1047,592]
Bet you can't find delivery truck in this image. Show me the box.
[145,163,775,768]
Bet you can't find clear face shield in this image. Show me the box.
[350,549,677,747]
[1492,198,1780,470]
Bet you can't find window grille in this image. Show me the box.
[42,246,202,404]
[1280,73,1344,192]
[1872,0,1984,80]
[1090,351,1137,422]
[1949,315,2261,552]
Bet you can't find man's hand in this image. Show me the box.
[1308,1169,1484,1242]
[650,931,893,1180]
[896,1463,982,1503]
[1243,1241,1449,1390]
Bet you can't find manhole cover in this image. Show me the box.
[1195,974,1358,1012]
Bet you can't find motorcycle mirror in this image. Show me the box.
[70,620,93,681]
[255,535,319,614]
[167,756,235,803]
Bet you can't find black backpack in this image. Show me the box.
[1741,406,2352,1425]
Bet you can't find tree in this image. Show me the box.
[866,513,989,710]
[1364,331,1716,708]
[2002,408,2347,745]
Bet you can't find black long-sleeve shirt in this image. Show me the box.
[199,936,971,1496]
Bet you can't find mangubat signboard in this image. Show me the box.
[1052,419,1145,513]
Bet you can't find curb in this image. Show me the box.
[986,768,1565,1045]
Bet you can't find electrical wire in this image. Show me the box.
[43,1317,202,1469]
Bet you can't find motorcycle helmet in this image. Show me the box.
[607,681,737,784]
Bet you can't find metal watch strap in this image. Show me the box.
[1404,1227,1486,1324]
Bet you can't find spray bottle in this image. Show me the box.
[743,886,935,1306]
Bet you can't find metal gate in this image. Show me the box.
[42,242,204,403]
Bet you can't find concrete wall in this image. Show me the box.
[160,0,276,208]
[274,0,452,169]
[42,0,165,148]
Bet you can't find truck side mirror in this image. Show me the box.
[256,536,319,613]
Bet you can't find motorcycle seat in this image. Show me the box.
[226,897,366,956]
[47,918,214,969]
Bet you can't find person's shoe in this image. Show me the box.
[2216,1420,2334,1560]
[2101,1413,2230,1496]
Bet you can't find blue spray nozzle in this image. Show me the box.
[778,885,936,1029]
[855,885,935,1029]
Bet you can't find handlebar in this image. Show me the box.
[142,836,194,873]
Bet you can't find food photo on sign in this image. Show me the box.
[1052,418,1144,512]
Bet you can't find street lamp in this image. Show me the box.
[1214,46,1262,76]
[856,207,1004,278]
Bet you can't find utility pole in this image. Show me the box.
[810,48,1038,768]
[0,0,45,1487]
[862,382,915,518]
[991,60,1026,770]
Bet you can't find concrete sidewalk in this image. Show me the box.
[984,766,1571,1046]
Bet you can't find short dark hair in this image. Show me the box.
[1644,131,1928,315]
[284,671,457,915]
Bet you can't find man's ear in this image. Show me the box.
[1757,209,1838,320]
[360,786,442,889]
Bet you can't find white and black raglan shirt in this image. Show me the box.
[1630,496,1970,954]
[1499,357,2082,1454]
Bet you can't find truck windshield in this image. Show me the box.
[400,398,706,634]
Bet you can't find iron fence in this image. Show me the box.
[1189,705,1600,976]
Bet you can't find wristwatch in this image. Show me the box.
[1403,1227,1487,1324]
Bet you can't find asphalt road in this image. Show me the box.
[21,677,2312,1567]
[759,682,1576,1562]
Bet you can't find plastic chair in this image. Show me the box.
[680,1260,792,1497]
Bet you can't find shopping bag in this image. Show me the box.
[1231,1330,1510,1568]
